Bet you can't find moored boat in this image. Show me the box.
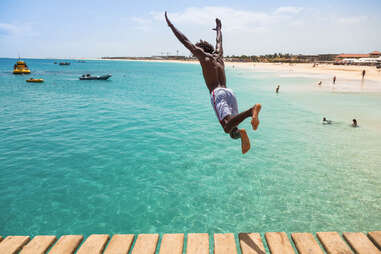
[26,78,44,83]
[13,60,31,74]
[59,62,71,65]
[79,74,112,80]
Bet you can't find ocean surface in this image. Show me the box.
[0,58,380,237]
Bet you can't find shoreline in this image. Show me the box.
[99,58,381,92]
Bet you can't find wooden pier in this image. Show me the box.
[0,231,380,254]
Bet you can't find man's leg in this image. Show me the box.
[229,126,250,154]
[223,104,262,133]
[251,104,261,130]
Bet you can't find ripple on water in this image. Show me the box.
[0,59,380,235]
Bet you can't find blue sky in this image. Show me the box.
[0,0,380,58]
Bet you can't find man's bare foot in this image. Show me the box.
[251,104,262,131]
[239,129,250,154]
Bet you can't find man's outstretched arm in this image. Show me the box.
[165,12,204,58]
[213,18,223,57]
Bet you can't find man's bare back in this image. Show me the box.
[199,56,226,93]
[165,12,261,154]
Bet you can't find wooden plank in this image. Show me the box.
[316,232,353,254]
[49,235,83,254]
[159,233,184,254]
[368,231,381,250]
[186,233,209,254]
[131,234,159,254]
[291,233,324,254]
[0,236,30,254]
[265,232,295,254]
[19,235,57,254]
[214,233,237,254]
[104,234,135,254]
[343,232,381,254]
[76,234,110,254]
[239,233,266,254]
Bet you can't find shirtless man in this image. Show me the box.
[165,12,261,154]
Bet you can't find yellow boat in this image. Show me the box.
[13,60,31,74]
[26,78,44,83]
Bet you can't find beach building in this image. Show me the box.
[336,51,381,60]
[335,51,381,65]
[369,51,381,58]
[336,54,370,60]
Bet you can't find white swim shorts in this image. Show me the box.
[210,87,239,122]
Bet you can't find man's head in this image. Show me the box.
[195,40,214,54]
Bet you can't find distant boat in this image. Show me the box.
[13,60,31,74]
[79,74,112,80]
[26,78,44,83]
[59,62,71,65]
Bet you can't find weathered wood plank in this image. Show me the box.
[104,234,135,254]
[159,233,184,254]
[343,232,381,254]
[291,233,324,254]
[186,233,209,254]
[316,232,353,254]
[48,235,83,254]
[368,231,381,250]
[0,236,30,254]
[265,232,295,254]
[214,233,237,254]
[239,233,266,254]
[19,235,57,254]
[76,234,110,254]
[131,234,159,254]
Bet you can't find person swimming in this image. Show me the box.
[322,117,332,124]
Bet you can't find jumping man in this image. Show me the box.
[165,12,261,154]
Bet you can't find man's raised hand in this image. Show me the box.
[213,18,222,30]
[165,11,172,27]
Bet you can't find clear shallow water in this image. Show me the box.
[0,59,380,237]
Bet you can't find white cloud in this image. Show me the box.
[151,6,303,32]
[273,7,303,15]
[338,16,367,24]
[0,22,38,37]
[130,17,153,31]
[0,23,17,35]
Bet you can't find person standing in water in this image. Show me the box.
[276,85,280,94]
[362,70,366,79]
[352,119,358,127]
[333,76,336,84]
[165,12,261,154]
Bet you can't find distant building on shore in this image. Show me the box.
[336,51,381,60]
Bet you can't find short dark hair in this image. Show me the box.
[195,40,214,54]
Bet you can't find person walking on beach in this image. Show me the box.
[362,70,366,79]
[165,12,261,154]
[333,76,336,84]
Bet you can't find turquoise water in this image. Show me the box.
[0,59,380,237]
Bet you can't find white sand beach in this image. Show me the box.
[100,58,381,92]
